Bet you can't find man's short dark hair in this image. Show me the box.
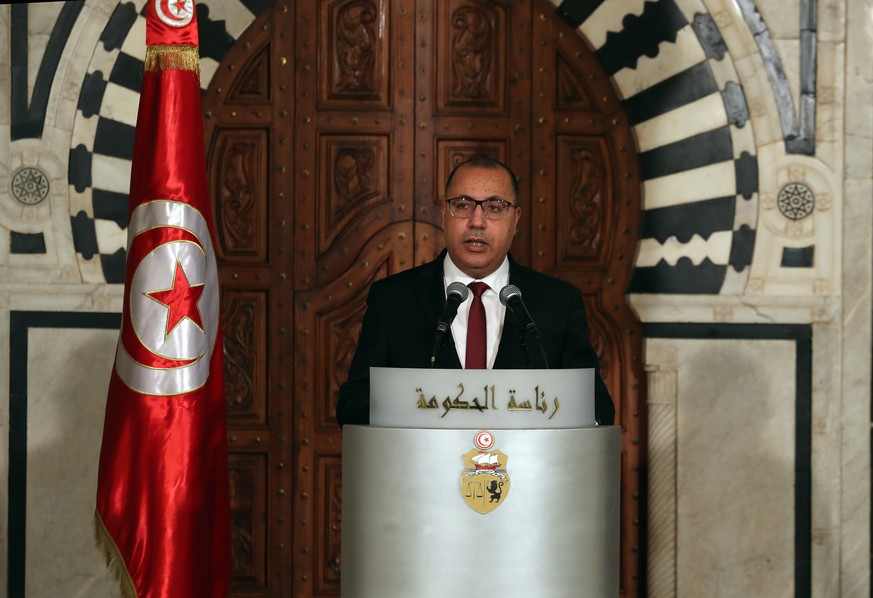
[445,157,520,204]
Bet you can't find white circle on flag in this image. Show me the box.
[155,0,194,28]
[131,241,207,360]
[115,200,219,396]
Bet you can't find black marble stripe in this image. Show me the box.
[239,0,274,16]
[70,211,98,260]
[638,128,733,181]
[93,189,130,230]
[100,1,139,52]
[594,0,687,74]
[109,52,144,94]
[197,4,236,63]
[68,145,92,193]
[642,196,735,244]
[101,249,128,284]
[11,2,84,140]
[729,225,756,272]
[735,152,759,199]
[644,323,812,598]
[781,246,814,268]
[10,6,27,139]
[8,312,122,598]
[622,62,719,126]
[691,13,727,60]
[628,258,727,294]
[93,118,136,161]
[722,81,751,128]
[10,232,46,255]
[554,0,606,28]
[77,70,107,119]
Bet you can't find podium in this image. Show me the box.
[341,368,619,597]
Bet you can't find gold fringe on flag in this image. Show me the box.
[94,510,139,598]
[144,45,201,74]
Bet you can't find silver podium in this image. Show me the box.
[341,368,620,598]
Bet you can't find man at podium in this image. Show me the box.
[337,157,614,427]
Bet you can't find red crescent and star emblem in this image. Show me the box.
[155,0,194,27]
[115,200,218,396]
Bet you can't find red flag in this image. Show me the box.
[95,1,231,596]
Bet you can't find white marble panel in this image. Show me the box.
[732,53,784,146]
[25,327,121,597]
[91,154,132,195]
[201,57,219,90]
[675,338,795,597]
[98,82,140,127]
[636,230,732,268]
[703,6,760,62]
[94,218,126,256]
[633,93,727,152]
[815,41,844,149]
[756,0,801,40]
[642,160,736,209]
[119,13,147,61]
[817,0,846,42]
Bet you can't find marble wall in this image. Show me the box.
[0,0,869,596]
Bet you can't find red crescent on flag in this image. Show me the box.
[154,0,194,28]
[115,200,218,396]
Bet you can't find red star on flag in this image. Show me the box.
[146,260,206,337]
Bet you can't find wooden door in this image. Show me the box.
[203,1,644,596]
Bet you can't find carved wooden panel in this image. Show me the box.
[556,136,609,263]
[228,45,271,103]
[315,455,343,593]
[228,453,267,591]
[320,0,390,107]
[210,129,269,262]
[317,135,389,255]
[436,0,509,112]
[222,290,267,423]
[555,50,597,111]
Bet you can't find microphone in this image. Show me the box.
[429,282,470,366]
[499,284,549,368]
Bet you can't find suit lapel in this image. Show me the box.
[494,257,530,369]
[416,251,462,368]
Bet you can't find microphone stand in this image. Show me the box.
[520,320,549,369]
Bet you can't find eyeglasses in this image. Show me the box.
[446,196,518,220]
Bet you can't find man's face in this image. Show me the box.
[441,166,521,279]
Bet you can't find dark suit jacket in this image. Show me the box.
[336,251,614,426]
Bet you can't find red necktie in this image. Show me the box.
[465,282,489,369]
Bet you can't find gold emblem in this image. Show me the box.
[460,430,510,514]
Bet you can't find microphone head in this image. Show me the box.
[446,281,470,301]
[499,284,522,306]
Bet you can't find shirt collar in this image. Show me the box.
[443,254,510,294]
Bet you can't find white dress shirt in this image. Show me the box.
[443,255,510,368]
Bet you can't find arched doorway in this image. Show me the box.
[203,1,645,595]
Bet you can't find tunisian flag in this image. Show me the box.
[95,1,232,596]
